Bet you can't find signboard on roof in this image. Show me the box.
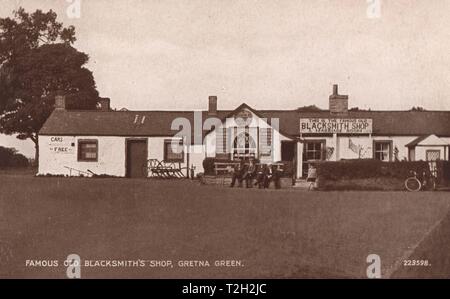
[300,118,373,134]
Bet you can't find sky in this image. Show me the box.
[1,0,450,157]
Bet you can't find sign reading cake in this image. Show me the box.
[300,118,373,134]
[48,136,75,154]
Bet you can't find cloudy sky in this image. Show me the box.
[1,0,450,157]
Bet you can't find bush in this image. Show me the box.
[316,159,430,181]
[0,146,30,168]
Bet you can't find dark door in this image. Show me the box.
[281,141,296,162]
[126,140,147,178]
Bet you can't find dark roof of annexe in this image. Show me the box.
[39,107,450,143]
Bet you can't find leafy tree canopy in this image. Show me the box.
[297,105,322,112]
[0,8,99,161]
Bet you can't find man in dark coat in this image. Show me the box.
[243,159,257,188]
[255,164,267,189]
[230,160,246,188]
[270,164,283,189]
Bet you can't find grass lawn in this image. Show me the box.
[1,173,450,278]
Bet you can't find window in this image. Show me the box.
[78,140,98,162]
[164,139,184,162]
[304,141,325,161]
[373,141,392,161]
[426,150,440,161]
[233,131,256,159]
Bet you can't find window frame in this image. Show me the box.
[303,139,326,161]
[232,129,257,159]
[426,149,441,161]
[77,139,99,162]
[164,139,184,162]
[373,140,393,162]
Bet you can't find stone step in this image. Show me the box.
[293,179,314,190]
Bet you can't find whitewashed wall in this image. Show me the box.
[189,145,206,175]
[39,135,188,177]
[337,136,414,161]
[301,135,430,161]
[415,146,446,161]
[38,135,126,176]
[147,137,189,177]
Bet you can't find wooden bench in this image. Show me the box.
[214,162,240,176]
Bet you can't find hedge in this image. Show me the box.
[0,146,29,168]
[436,161,450,185]
[316,159,431,181]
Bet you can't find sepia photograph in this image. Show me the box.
[1,0,450,287]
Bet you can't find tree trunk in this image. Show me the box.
[31,135,39,167]
[34,142,39,167]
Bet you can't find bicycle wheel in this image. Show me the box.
[405,177,421,192]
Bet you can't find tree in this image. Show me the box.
[297,105,322,112]
[0,146,29,168]
[0,8,99,163]
[410,106,426,111]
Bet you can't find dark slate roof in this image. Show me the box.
[39,110,231,139]
[39,106,450,143]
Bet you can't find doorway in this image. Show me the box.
[126,139,148,178]
[302,140,325,177]
[281,141,296,162]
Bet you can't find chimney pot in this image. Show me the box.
[329,84,348,114]
[208,96,217,115]
[99,98,111,111]
[333,84,338,95]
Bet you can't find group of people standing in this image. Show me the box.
[230,159,283,189]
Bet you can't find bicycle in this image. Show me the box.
[404,170,436,192]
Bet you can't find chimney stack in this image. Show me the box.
[54,93,66,110]
[329,84,348,114]
[99,98,111,111]
[208,96,217,116]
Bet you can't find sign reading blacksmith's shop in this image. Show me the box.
[299,118,373,134]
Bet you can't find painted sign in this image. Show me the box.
[48,136,75,154]
[300,118,373,134]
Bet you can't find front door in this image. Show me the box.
[281,141,296,162]
[126,140,147,178]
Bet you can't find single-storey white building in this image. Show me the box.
[38,85,450,178]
